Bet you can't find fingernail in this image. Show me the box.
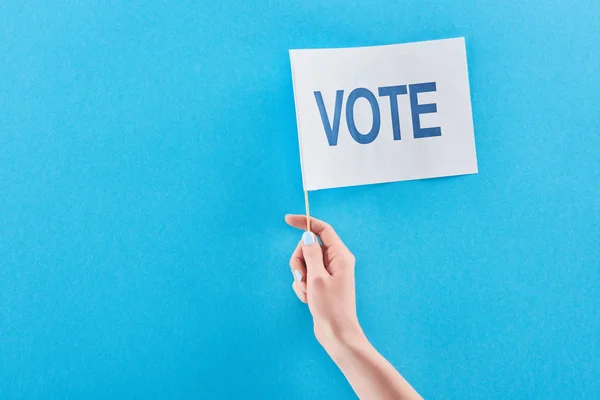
[293,269,303,282]
[302,231,315,246]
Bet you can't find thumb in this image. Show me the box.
[301,231,327,278]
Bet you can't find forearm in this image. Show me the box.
[324,331,422,400]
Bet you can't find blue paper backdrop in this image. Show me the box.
[1,1,598,399]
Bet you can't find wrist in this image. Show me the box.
[321,325,370,362]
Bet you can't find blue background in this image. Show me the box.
[1,1,599,399]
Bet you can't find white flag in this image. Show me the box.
[289,37,478,191]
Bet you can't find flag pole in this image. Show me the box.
[304,190,311,232]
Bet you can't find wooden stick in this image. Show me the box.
[304,190,311,232]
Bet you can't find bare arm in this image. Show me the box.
[325,330,420,400]
[285,214,421,400]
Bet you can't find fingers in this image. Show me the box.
[292,281,307,303]
[289,240,307,283]
[301,231,329,280]
[285,214,347,251]
[290,241,307,303]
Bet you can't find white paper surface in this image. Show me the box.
[289,38,478,191]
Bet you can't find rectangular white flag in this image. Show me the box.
[289,37,478,191]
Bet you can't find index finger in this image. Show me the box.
[285,214,347,251]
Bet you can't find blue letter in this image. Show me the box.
[346,88,380,144]
[378,85,407,140]
[409,82,441,139]
[314,90,344,146]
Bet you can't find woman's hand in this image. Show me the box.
[285,214,364,354]
[285,214,422,400]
